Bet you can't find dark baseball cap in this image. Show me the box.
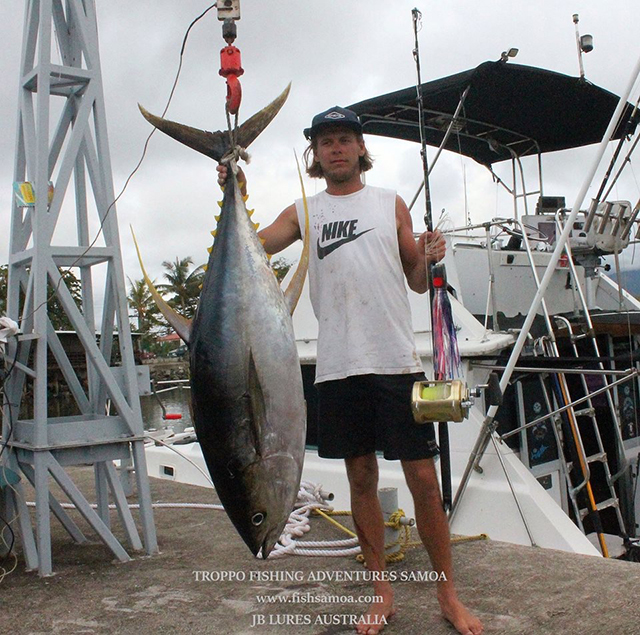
[303,106,363,140]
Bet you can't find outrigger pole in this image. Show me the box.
[449,53,640,540]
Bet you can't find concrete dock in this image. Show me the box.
[0,467,638,634]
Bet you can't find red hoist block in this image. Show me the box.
[219,45,244,115]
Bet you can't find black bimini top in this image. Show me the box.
[348,61,637,167]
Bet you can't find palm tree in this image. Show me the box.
[157,257,204,319]
[128,277,159,330]
[127,277,164,349]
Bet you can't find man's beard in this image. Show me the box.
[324,162,360,184]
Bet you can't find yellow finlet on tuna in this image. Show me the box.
[138,84,306,561]
[217,201,223,208]
[211,229,217,237]
[214,214,220,222]
[207,246,213,253]
[253,223,260,231]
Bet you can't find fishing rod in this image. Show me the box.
[412,9,433,229]
[600,100,640,202]
[409,9,502,511]
[411,8,457,511]
[584,94,639,233]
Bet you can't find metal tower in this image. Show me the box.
[1,0,157,575]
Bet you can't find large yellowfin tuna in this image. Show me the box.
[135,86,309,558]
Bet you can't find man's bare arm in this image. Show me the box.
[216,164,301,255]
[259,204,301,255]
[396,195,446,294]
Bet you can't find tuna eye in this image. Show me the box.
[251,512,265,526]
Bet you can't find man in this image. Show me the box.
[217,107,483,635]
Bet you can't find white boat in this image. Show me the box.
[146,56,640,560]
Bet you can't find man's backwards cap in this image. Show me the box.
[304,106,363,140]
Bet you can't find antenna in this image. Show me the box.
[573,14,594,81]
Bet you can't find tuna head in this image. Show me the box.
[220,452,301,558]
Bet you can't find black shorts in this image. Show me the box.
[316,373,440,461]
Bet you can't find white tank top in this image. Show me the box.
[295,185,422,383]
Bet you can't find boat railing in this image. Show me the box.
[553,212,632,480]
[459,209,636,554]
[153,379,191,395]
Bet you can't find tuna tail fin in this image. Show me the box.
[138,83,291,163]
[283,150,310,315]
[130,226,192,345]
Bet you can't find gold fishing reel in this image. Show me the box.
[411,380,470,423]
[411,373,502,423]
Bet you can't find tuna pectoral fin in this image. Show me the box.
[138,84,291,163]
[130,226,192,345]
[245,350,267,458]
[283,150,310,315]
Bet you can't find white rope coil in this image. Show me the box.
[266,482,361,559]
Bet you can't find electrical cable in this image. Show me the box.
[0,338,20,460]
[0,338,20,571]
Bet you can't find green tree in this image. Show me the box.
[0,264,83,330]
[271,257,292,283]
[127,277,164,348]
[49,269,83,330]
[157,256,204,319]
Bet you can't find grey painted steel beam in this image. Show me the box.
[2,0,157,576]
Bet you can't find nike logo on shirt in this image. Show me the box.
[316,220,374,260]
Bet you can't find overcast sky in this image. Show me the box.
[1,0,640,291]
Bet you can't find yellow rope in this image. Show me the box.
[314,508,489,563]
[312,508,357,539]
[386,510,407,528]
[406,533,490,548]
[452,533,489,544]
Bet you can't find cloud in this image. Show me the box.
[1,0,639,287]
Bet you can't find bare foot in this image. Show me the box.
[355,595,397,635]
[438,591,483,635]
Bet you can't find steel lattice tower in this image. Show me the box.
[1,0,157,575]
